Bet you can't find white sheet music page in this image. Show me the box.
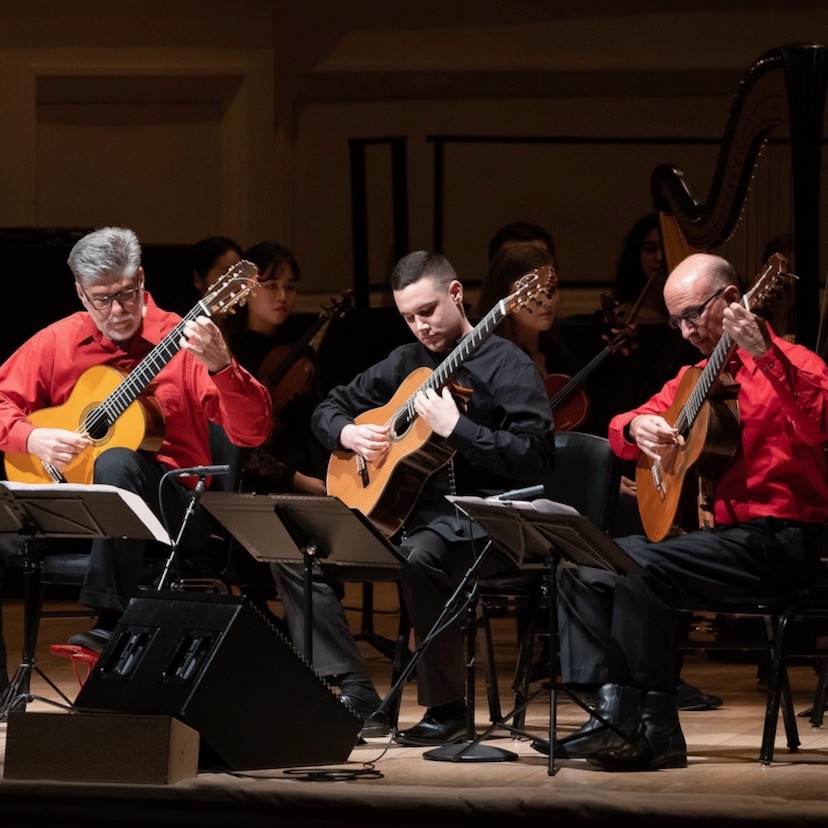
[0,481,171,545]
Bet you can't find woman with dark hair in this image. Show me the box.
[477,242,586,426]
[606,213,667,326]
[190,235,244,296]
[225,241,327,496]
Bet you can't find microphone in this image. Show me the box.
[493,484,544,501]
[167,464,230,478]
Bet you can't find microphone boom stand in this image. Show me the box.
[156,472,211,592]
[364,537,518,761]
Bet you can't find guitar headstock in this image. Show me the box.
[745,253,795,313]
[202,260,259,317]
[503,264,559,314]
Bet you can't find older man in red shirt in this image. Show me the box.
[0,227,271,668]
[541,252,828,771]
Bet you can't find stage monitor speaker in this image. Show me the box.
[74,591,361,771]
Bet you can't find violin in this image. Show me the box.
[543,325,638,431]
[258,291,354,424]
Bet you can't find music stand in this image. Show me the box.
[199,493,406,665]
[0,481,170,720]
[430,495,640,775]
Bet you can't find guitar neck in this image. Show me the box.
[392,302,506,425]
[674,332,735,434]
[93,300,211,424]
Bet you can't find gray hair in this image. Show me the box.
[67,227,142,286]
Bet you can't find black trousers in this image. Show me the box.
[557,519,823,692]
[398,527,519,708]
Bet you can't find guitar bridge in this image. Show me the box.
[650,459,665,496]
[356,455,369,488]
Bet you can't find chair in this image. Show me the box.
[475,431,622,728]
[678,565,828,764]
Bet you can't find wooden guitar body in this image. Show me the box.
[4,365,164,485]
[635,367,740,542]
[326,367,456,537]
[326,266,554,537]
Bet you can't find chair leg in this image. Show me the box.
[761,607,801,763]
[809,656,828,727]
[354,583,398,662]
[511,591,543,731]
[476,600,503,724]
[386,590,411,729]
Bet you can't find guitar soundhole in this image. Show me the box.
[83,409,112,442]
[390,412,414,441]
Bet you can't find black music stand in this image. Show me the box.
[199,493,406,665]
[428,495,640,775]
[0,481,170,721]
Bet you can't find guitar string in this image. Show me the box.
[649,265,775,478]
[39,272,255,483]
[384,274,548,436]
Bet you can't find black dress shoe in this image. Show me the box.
[67,626,112,654]
[394,709,467,746]
[588,690,687,772]
[676,679,723,711]
[338,690,381,721]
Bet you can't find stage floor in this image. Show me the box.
[0,585,827,827]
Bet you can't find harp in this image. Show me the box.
[651,42,828,350]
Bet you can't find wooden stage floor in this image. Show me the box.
[0,583,826,827]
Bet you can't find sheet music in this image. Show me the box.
[449,494,580,516]
[0,482,171,544]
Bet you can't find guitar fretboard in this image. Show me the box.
[84,300,212,436]
[673,331,735,436]
[388,299,508,434]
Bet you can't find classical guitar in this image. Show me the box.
[5,260,259,485]
[635,254,792,542]
[326,267,555,537]
[544,325,638,431]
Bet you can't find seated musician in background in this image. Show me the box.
[477,242,587,427]
[313,250,555,745]
[226,241,329,495]
[0,227,272,657]
[604,212,668,327]
[190,235,244,297]
[224,241,379,714]
[545,252,828,771]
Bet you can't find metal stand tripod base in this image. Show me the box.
[423,741,519,763]
[0,661,74,722]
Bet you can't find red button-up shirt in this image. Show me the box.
[609,328,828,525]
[0,292,272,485]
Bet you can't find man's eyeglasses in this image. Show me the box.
[667,287,726,330]
[81,281,142,310]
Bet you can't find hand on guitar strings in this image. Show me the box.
[722,302,771,358]
[180,315,232,374]
[628,414,680,461]
[26,427,92,471]
[413,386,461,438]
[340,423,390,462]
